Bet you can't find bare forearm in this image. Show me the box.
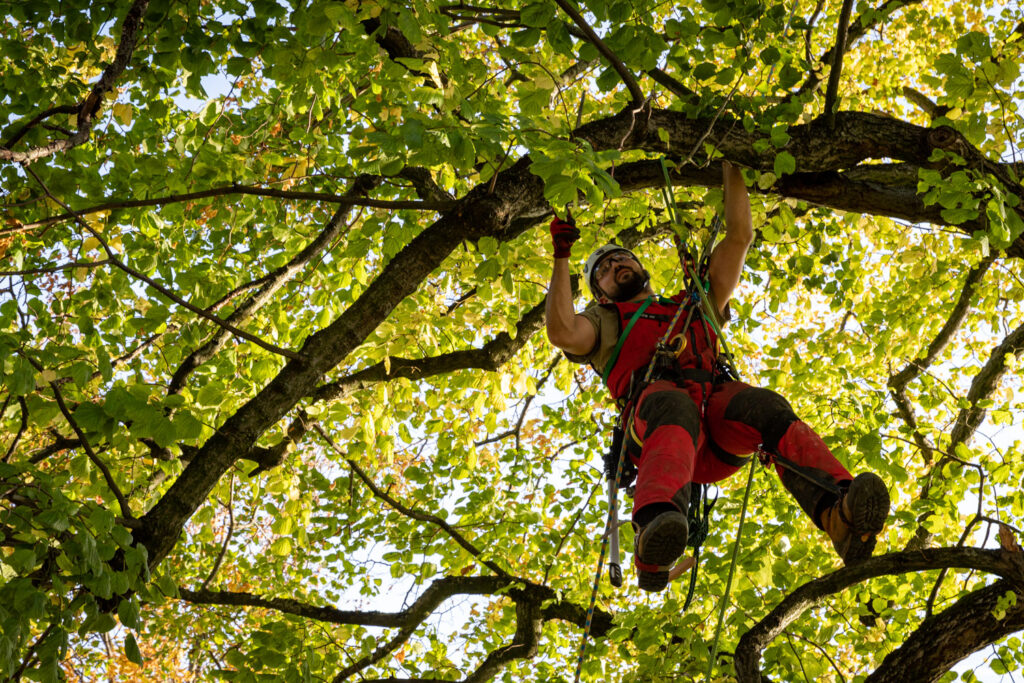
[723,161,753,246]
[546,258,577,346]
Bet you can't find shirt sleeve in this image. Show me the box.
[563,305,602,365]
[564,304,620,373]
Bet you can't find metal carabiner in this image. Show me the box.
[668,332,688,358]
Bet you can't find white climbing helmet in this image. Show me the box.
[584,244,640,299]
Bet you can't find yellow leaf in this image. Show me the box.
[83,236,100,252]
[427,61,443,89]
[113,103,133,126]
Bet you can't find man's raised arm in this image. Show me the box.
[545,217,596,356]
[707,160,754,317]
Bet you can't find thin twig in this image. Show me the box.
[11,622,57,682]
[551,0,645,105]
[824,0,856,128]
[0,259,112,277]
[23,166,302,362]
[8,182,452,235]
[202,478,235,590]
[313,424,511,579]
[19,351,135,522]
[2,396,28,463]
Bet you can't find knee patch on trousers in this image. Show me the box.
[723,387,797,451]
[638,390,701,447]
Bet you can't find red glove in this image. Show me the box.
[550,216,579,259]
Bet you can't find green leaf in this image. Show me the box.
[773,151,796,176]
[857,432,882,458]
[270,537,292,556]
[124,632,143,665]
[6,356,35,396]
[521,2,554,27]
[692,62,717,81]
[118,598,142,630]
[196,381,226,407]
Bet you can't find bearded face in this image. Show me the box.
[595,254,650,302]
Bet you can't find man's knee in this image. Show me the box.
[638,390,701,445]
[723,387,797,450]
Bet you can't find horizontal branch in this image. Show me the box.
[179,576,512,628]
[179,578,610,640]
[11,182,454,234]
[734,546,1024,682]
[312,297,547,404]
[180,574,611,682]
[0,259,112,277]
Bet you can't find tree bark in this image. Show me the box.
[865,579,1024,682]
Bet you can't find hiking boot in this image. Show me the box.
[634,510,688,592]
[821,472,890,565]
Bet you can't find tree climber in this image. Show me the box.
[545,160,891,592]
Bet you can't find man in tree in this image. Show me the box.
[545,161,891,592]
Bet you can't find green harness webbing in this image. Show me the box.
[600,295,679,383]
[601,297,654,382]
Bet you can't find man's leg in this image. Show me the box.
[629,380,700,591]
[705,381,890,564]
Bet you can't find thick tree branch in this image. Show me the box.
[865,580,1024,682]
[734,546,1024,682]
[179,576,516,628]
[647,68,697,101]
[180,575,610,683]
[0,0,149,164]
[902,87,951,119]
[168,175,382,394]
[398,167,454,203]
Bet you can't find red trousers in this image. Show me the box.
[628,379,852,526]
